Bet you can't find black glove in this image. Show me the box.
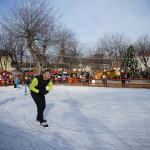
[43,90,49,95]
[39,89,49,95]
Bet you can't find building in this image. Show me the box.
[0,50,12,71]
[137,52,150,71]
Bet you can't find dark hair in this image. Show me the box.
[44,69,51,74]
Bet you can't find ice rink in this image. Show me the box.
[0,85,150,150]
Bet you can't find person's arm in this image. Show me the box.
[47,79,53,92]
[30,78,39,93]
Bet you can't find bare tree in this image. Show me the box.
[134,34,150,71]
[0,30,26,71]
[50,27,77,70]
[1,0,62,74]
[98,33,130,69]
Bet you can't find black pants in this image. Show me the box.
[103,80,107,86]
[5,80,7,86]
[122,80,125,86]
[31,93,46,123]
[14,84,17,88]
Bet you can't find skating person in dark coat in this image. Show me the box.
[23,76,31,95]
[86,72,90,85]
[126,69,131,86]
[30,69,53,129]
[121,69,126,87]
[13,76,18,90]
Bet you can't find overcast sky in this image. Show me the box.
[0,0,150,44]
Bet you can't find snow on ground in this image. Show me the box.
[0,85,150,150]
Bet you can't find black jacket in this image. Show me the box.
[121,72,125,79]
[23,78,31,85]
[30,75,53,94]
[127,72,130,79]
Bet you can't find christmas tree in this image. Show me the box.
[120,45,139,75]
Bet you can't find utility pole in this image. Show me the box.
[80,58,81,74]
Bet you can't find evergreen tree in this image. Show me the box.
[120,45,139,75]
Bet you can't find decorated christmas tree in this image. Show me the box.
[120,45,139,75]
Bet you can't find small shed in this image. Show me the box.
[96,70,104,79]
[107,69,116,78]
[0,71,13,85]
[10,70,23,80]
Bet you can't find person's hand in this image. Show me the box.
[39,89,45,95]
[43,90,49,95]
[39,89,49,95]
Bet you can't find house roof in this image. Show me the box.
[113,62,122,68]
[140,52,150,56]
[108,69,116,72]
[10,71,22,75]
[0,71,13,75]
[96,70,104,72]
[0,50,10,56]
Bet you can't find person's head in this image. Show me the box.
[44,69,51,80]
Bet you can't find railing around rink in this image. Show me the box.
[51,77,150,88]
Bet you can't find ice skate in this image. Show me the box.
[36,120,40,124]
[36,119,47,125]
[41,122,48,129]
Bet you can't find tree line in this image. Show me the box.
[0,0,150,74]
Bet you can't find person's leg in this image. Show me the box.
[122,80,123,87]
[14,84,17,90]
[28,85,30,91]
[103,80,105,86]
[39,94,46,119]
[123,80,125,86]
[31,93,44,123]
[24,84,27,93]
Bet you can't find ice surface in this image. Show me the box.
[0,85,150,150]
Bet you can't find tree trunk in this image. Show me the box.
[27,37,41,75]
[110,53,113,69]
[36,57,41,75]
[140,57,149,71]
[57,51,65,66]
[0,56,4,70]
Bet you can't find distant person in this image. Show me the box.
[16,76,21,88]
[86,72,90,85]
[30,69,53,129]
[23,76,31,95]
[121,69,125,87]
[62,74,66,84]
[126,69,131,86]
[102,72,107,86]
[13,76,18,90]
[3,73,7,86]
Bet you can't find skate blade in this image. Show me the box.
[42,126,48,129]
